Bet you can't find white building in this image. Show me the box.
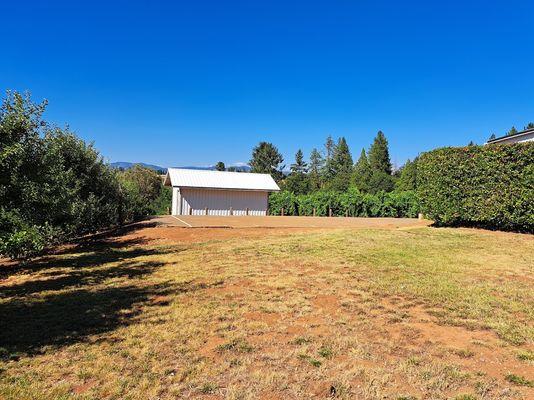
[485,128,534,145]
[163,168,280,216]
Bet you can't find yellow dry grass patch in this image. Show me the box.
[0,226,533,399]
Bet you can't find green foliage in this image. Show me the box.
[290,149,307,173]
[269,189,419,218]
[0,91,161,259]
[0,226,46,260]
[505,373,533,387]
[353,148,372,192]
[417,143,534,232]
[326,137,353,192]
[151,186,172,215]
[506,126,518,136]
[368,170,395,194]
[395,158,418,191]
[525,122,534,130]
[308,148,324,190]
[249,141,284,181]
[368,130,392,174]
[282,172,311,195]
[215,161,225,171]
[119,165,162,213]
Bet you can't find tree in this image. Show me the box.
[332,137,353,174]
[368,171,395,194]
[467,141,476,146]
[215,161,226,171]
[308,148,324,191]
[395,158,418,191]
[322,135,336,181]
[327,137,353,191]
[0,91,156,259]
[285,150,310,195]
[249,141,284,181]
[290,149,307,173]
[120,165,162,205]
[368,131,392,175]
[524,122,534,130]
[353,149,372,193]
[506,126,518,136]
[488,133,496,141]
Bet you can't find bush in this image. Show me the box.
[417,143,534,232]
[0,91,164,260]
[269,188,419,218]
[0,226,46,260]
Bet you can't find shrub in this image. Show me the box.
[269,189,419,218]
[0,226,46,260]
[0,91,162,260]
[417,143,534,232]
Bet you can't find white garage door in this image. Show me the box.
[179,188,268,216]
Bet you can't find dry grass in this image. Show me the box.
[0,224,533,399]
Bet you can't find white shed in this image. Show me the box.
[163,168,280,216]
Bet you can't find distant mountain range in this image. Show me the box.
[109,162,251,173]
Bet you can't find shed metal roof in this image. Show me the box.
[164,168,280,191]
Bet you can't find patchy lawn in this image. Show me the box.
[0,223,533,399]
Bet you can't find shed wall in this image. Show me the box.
[173,188,269,216]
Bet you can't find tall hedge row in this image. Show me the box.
[269,188,419,218]
[417,143,534,232]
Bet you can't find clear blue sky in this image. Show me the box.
[2,1,533,168]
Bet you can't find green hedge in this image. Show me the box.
[417,143,534,232]
[269,188,419,218]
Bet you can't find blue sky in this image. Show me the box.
[2,1,533,168]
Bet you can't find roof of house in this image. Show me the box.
[486,127,534,144]
[164,168,280,191]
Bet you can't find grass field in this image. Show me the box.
[1,222,533,399]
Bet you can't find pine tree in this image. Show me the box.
[331,137,353,176]
[322,135,336,181]
[249,142,284,181]
[524,122,534,130]
[290,149,307,173]
[328,137,353,191]
[215,161,225,171]
[368,131,392,174]
[308,148,324,191]
[395,158,418,191]
[488,133,496,141]
[506,126,518,136]
[353,148,372,193]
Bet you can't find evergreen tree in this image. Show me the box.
[395,158,418,191]
[506,126,518,136]
[284,149,310,195]
[327,137,353,191]
[352,148,372,193]
[215,161,225,171]
[322,135,336,180]
[467,141,476,146]
[524,122,534,130]
[308,148,324,191]
[488,133,496,141]
[368,131,392,174]
[325,135,335,160]
[290,149,307,173]
[331,137,353,176]
[249,141,284,181]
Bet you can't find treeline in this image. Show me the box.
[244,132,418,216]
[0,92,169,259]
